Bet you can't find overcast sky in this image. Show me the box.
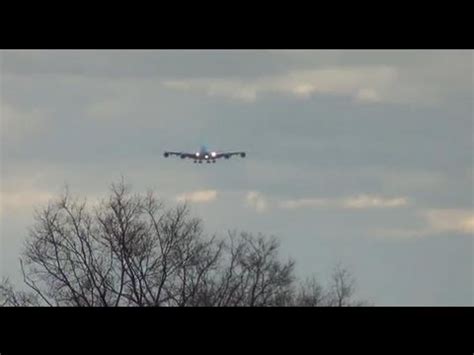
[1,50,472,305]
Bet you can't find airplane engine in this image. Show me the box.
[164,152,169,158]
[240,152,246,158]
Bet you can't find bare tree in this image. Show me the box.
[326,263,357,307]
[3,181,368,307]
[13,182,297,306]
[295,276,326,307]
[192,232,295,307]
[0,278,39,307]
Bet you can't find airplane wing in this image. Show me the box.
[163,151,195,159]
[215,151,246,159]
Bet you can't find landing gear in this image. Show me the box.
[194,160,197,163]
[199,160,203,164]
[212,160,216,163]
[207,160,211,163]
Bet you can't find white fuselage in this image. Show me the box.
[195,146,216,162]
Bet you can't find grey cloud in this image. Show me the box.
[2,50,338,79]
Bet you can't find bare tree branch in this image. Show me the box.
[3,180,369,307]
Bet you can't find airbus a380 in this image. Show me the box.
[164,145,246,163]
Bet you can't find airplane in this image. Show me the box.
[164,145,246,163]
